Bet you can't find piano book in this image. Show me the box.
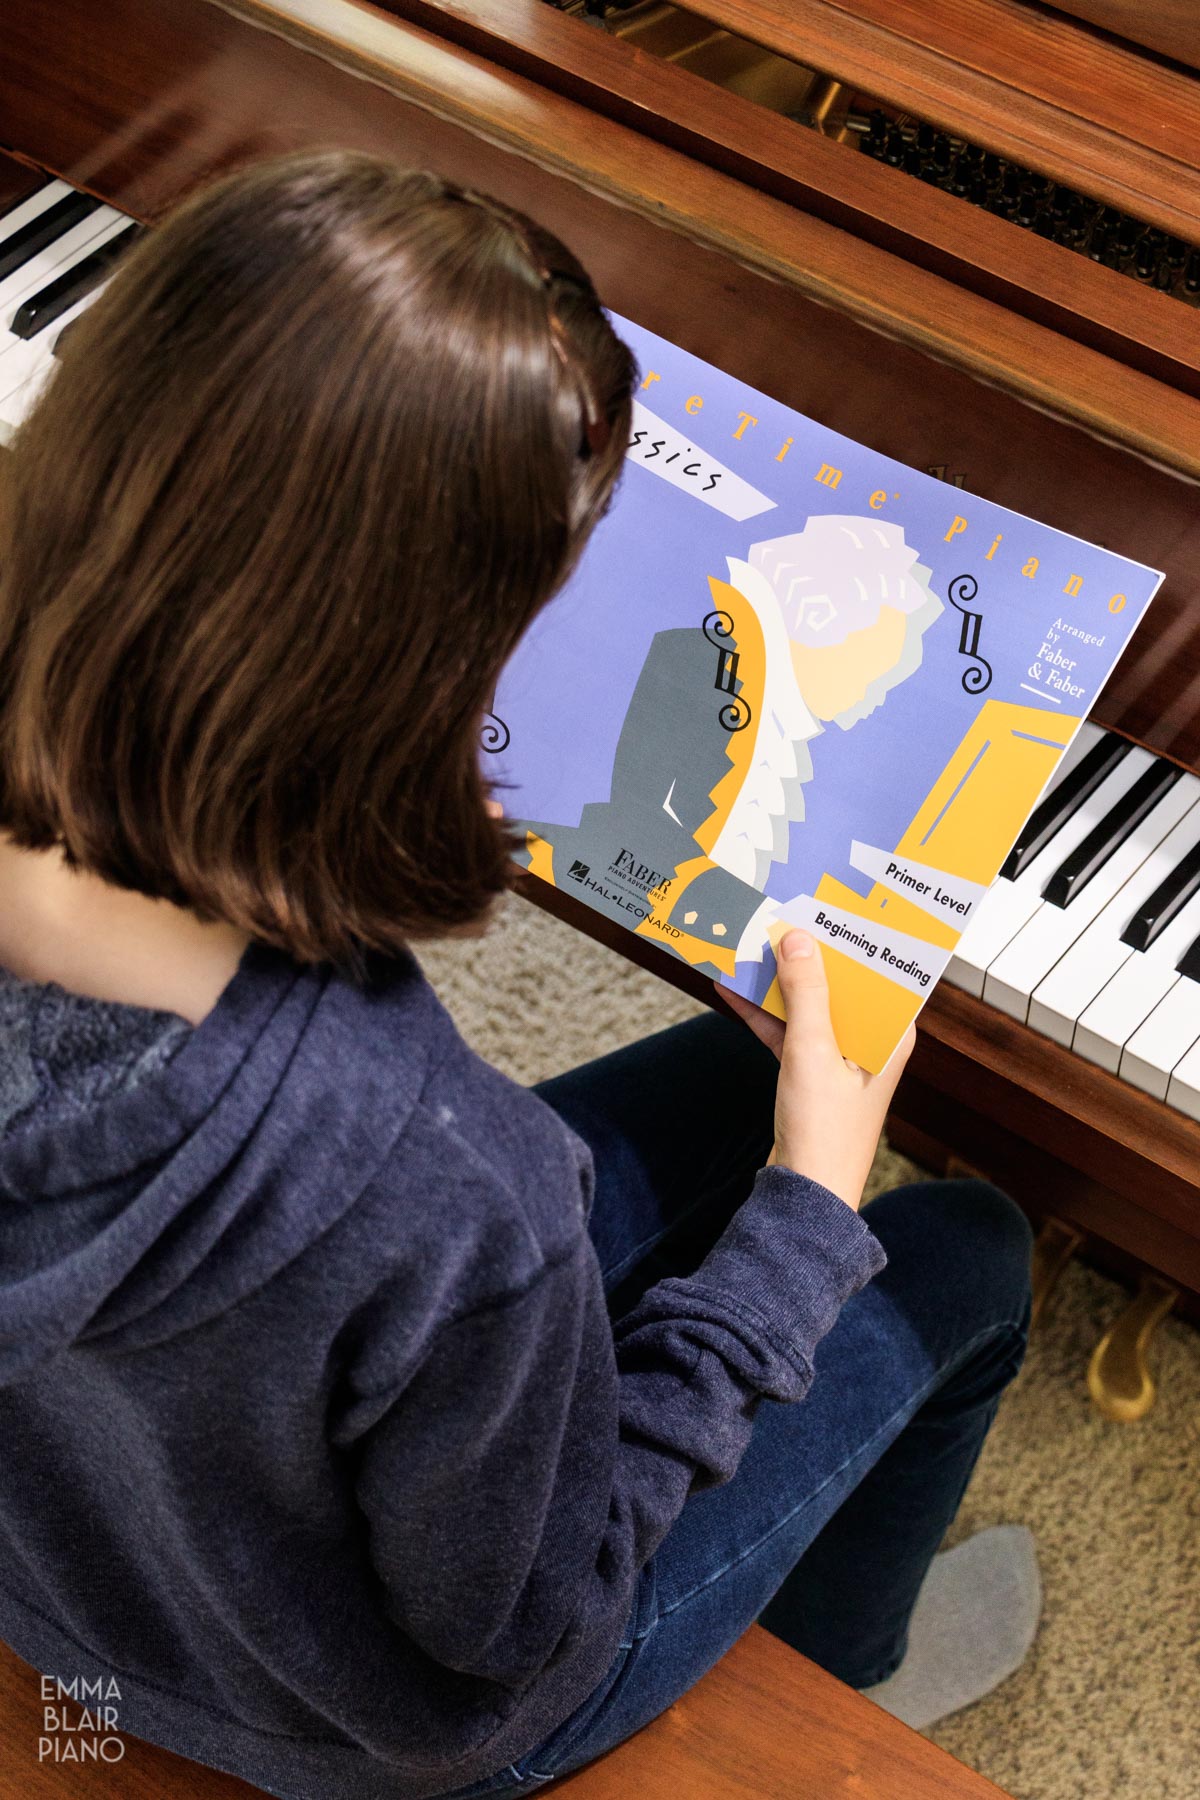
[487,315,1164,1074]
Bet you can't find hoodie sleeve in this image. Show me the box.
[352,1163,884,1689]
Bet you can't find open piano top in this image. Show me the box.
[2,0,1198,1301]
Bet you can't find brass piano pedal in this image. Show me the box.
[1030,1217,1082,1329]
[1086,1275,1178,1423]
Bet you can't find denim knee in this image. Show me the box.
[866,1177,1034,1342]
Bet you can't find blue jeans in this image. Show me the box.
[440,1012,1032,1795]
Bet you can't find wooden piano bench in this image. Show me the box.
[0,1624,1012,1800]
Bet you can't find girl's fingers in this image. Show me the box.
[713,980,786,1060]
[773,929,836,1046]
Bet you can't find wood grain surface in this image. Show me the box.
[390,0,1200,396]
[1041,0,1200,71]
[0,1625,1013,1800]
[683,0,1200,237]
[553,1625,1013,1798]
[0,1640,263,1798]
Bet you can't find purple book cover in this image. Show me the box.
[487,314,1164,1072]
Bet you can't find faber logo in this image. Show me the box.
[567,860,590,882]
[611,848,672,897]
[38,1673,125,1763]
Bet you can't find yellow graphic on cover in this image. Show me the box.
[758,700,1077,1071]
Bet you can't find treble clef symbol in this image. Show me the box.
[947,574,992,694]
[703,609,753,732]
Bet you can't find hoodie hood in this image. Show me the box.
[0,942,433,1386]
[0,973,193,1136]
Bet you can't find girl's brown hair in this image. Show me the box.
[0,152,636,969]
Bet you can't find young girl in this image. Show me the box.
[0,152,1038,1800]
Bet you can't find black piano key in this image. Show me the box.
[999,735,1129,881]
[1121,836,1200,952]
[0,190,101,284]
[1178,933,1200,983]
[11,222,140,340]
[1042,763,1182,909]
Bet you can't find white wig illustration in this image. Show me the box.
[747,515,943,729]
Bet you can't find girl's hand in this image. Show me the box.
[715,929,915,1211]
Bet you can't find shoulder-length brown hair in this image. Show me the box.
[0,151,635,970]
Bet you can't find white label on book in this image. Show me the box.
[627,402,778,522]
[772,894,944,996]
[849,841,986,927]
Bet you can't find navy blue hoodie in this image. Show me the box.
[0,941,884,1798]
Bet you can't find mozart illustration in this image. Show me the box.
[487,316,1163,1072]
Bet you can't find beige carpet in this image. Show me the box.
[417,892,1200,1800]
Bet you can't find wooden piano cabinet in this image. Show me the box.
[896,995,1200,1306]
[390,1,1200,394]
[885,1103,1200,1327]
[675,0,1200,234]
[1005,1,1200,74]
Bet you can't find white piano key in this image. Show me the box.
[1165,1035,1200,1122]
[1075,877,1200,1072]
[0,180,75,244]
[1119,979,1200,1100]
[983,763,1195,1022]
[0,278,111,430]
[947,733,1145,998]
[0,213,129,446]
[1027,781,1200,1046]
[0,205,125,338]
[0,362,55,443]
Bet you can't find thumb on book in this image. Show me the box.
[774,928,835,1041]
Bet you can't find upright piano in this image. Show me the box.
[3,0,1199,1398]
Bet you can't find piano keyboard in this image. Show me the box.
[0,177,140,445]
[4,177,1198,1124]
[946,720,1200,1121]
